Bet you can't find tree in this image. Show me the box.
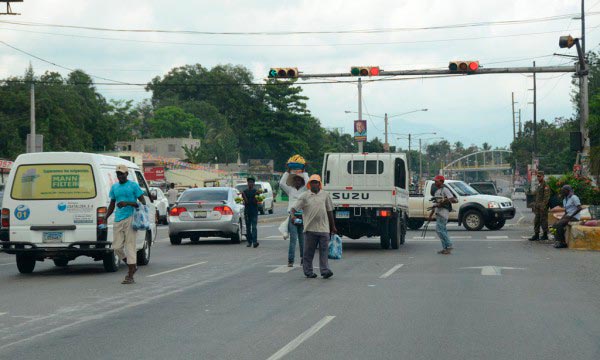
[146,106,205,139]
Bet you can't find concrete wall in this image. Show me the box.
[115,138,201,160]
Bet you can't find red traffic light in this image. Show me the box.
[351,66,381,77]
[449,61,479,73]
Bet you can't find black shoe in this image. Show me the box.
[305,273,317,278]
[246,243,252,247]
[253,243,259,248]
[554,242,568,249]
[322,271,333,279]
[528,234,540,241]
[287,261,293,267]
[540,233,549,240]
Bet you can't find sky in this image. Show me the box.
[0,0,596,150]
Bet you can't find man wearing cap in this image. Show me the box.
[428,175,458,254]
[106,164,147,284]
[290,175,337,279]
[241,177,260,248]
[529,171,552,241]
[279,167,310,267]
[550,185,583,248]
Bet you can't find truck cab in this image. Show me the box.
[322,153,409,249]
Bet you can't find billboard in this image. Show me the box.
[144,166,165,181]
[354,120,367,142]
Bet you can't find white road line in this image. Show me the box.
[269,265,298,273]
[146,262,207,278]
[486,236,509,239]
[265,235,283,240]
[0,312,7,316]
[410,239,523,242]
[0,262,13,266]
[411,236,436,240]
[379,264,404,279]
[266,316,335,360]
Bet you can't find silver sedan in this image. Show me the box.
[168,187,245,245]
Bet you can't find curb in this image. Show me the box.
[258,215,288,224]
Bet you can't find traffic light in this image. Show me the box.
[448,61,479,73]
[350,66,380,76]
[559,35,575,49]
[268,67,298,79]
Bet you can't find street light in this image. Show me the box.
[344,108,428,152]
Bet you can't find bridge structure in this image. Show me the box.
[441,150,513,179]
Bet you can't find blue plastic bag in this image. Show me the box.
[132,205,150,231]
[328,234,342,260]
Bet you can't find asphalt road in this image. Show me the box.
[1,200,599,360]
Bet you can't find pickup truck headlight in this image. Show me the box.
[487,201,500,209]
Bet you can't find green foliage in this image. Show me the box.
[546,173,600,205]
[147,106,205,138]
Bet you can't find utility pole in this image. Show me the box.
[419,138,423,188]
[384,113,389,152]
[357,77,363,153]
[518,109,522,137]
[29,82,35,153]
[580,0,590,174]
[408,133,412,184]
[511,92,517,142]
[527,61,538,179]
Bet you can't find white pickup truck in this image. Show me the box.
[322,153,409,249]
[407,180,515,231]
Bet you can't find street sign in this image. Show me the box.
[144,166,165,181]
[0,160,13,169]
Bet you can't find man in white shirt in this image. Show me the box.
[166,183,178,208]
[279,168,310,267]
[428,175,458,255]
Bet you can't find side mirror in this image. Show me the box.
[150,190,158,201]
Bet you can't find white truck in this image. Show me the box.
[322,153,409,249]
[407,180,515,231]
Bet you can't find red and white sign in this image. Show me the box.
[144,166,165,181]
[0,160,13,169]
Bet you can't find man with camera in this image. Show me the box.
[428,175,458,255]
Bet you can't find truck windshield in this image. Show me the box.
[448,182,479,196]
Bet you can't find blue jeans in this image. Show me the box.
[436,216,452,249]
[288,218,304,262]
[246,214,258,244]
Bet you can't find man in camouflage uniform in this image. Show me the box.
[529,171,551,241]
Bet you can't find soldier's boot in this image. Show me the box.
[540,233,549,240]
[528,233,540,241]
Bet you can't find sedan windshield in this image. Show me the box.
[179,190,229,202]
[448,182,479,196]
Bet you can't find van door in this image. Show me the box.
[7,163,99,245]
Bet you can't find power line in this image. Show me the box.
[0,40,136,85]
[1,12,597,36]
[0,26,586,48]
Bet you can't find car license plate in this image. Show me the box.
[43,232,64,243]
[336,211,350,219]
[194,211,208,218]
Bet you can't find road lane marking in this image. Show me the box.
[270,265,298,273]
[462,266,526,276]
[0,312,7,316]
[486,236,509,239]
[410,239,523,242]
[266,316,335,360]
[147,262,207,278]
[265,235,283,240]
[379,264,404,279]
[0,262,13,266]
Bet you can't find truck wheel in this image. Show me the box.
[53,259,69,267]
[170,235,182,245]
[137,232,152,266]
[380,221,391,249]
[485,219,506,230]
[390,216,400,249]
[16,255,36,274]
[407,218,424,230]
[103,251,120,272]
[463,210,484,231]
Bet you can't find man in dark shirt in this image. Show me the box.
[242,177,260,248]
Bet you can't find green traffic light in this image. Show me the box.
[448,63,458,71]
[268,69,278,78]
[351,67,360,76]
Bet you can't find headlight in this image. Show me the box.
[487,201,500,209]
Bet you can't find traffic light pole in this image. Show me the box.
[358,77,363,154]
